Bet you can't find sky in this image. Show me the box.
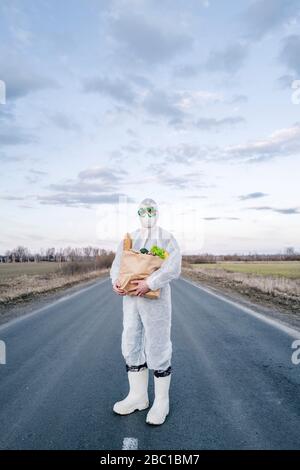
[0,0,300,255]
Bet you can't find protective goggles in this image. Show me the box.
[137,206,157,217]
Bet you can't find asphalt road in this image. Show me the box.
[0,277,299,450]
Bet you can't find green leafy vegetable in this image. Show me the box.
[150,245,166,259]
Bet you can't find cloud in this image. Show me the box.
[0,98,37,148]
[195,116,245,131]
[47,181,116,194]
[203,217,221,220]
[142,89,245,129]
[1,165,131,208]
[229,94,248,104]
[83,76,183,122]
[18,204,34,210]
[0,124,36,146]
[174,49,250,78]
[172,64,200,78]
[38,166,130,208]
[197,1,299,80]
[83,75,237,129]
[248,206,300,214]
[142,88,236,128]
[146,143,208,164]
[243,0,300,41]
[194,1,299,79]
[26,169,48,184]
[0,63,58,100]
[0,107,15,122]
[78,166,127,183]
[82,76,138,105]
[109,11,193,65]
[203,216,240,221]
[0,152,25,163]
[0,2,33,47]
[0,195,25,201]
[145,123,300,164]
[0,99,37,147]
[156,174,195,190]
[37,192,133,208]
[146,165,206,190]
[142,89,185,124]
[224,123,300,162]
[49,112,80,132]
[176,90,224,109]
[126,128,138,138]
[205,43,249,74]
[277,74,297,89]
[238,192,268,201]
[279,35,300,75]
[127,73,153,88]
[7,74,57,101]
[185,195,208,200]
[121,142,142,153]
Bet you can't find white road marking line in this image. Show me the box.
[122,437,138,450]
[0,278,109,332]
[181,277,300,340]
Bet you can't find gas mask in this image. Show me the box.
[138,199,158,229]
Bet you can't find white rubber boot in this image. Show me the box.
[113,368,149,415]
[146,374,171,425]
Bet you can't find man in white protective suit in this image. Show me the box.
[110,198,182,425]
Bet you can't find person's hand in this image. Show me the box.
[131,279,150,297]
[113,280,126,296]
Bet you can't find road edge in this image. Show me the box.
[180,276,300,339]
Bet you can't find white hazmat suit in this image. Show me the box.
[110,199,181,425]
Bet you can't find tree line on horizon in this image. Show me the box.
[1,245,299,265]
[0,245,114,264]
[183,247,300,263]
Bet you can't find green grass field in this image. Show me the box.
[0,262,61,279]
[192,261,300,279]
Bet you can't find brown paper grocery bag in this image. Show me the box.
[119,249,164,299]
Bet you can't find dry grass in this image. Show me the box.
[183,262,300,313]
[0,263,109,306]
[0,262,61,279]
[190,261,300,279]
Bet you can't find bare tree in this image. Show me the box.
[15,246,28,262]
[83,246,93,259]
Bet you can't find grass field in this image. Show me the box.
[183,260,300,313]
[191,261,300,279]
[0,262,61,279]
[0,261,109,306]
